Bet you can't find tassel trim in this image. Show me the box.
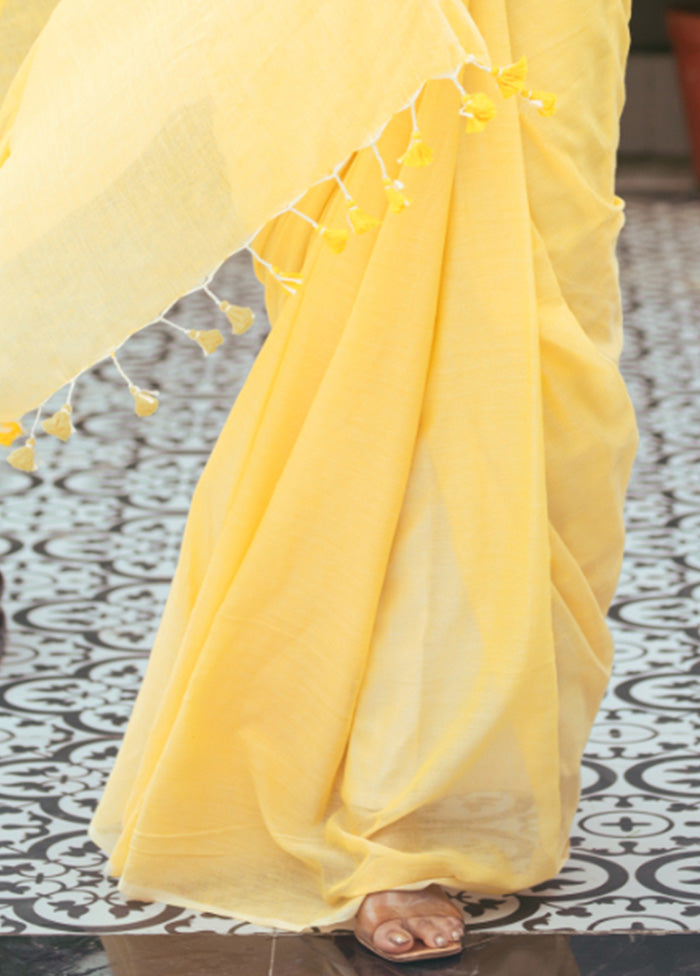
[0,420,23,447]
[41,403,74,442]
[289,207,350,254]
[162,313,226,353]
[521,89,557,116]
[6,404,44,471]
[398,99,434,167]
[371,143,411,212]
[332,174,381,233]
[3,51,556,470]
[7,437,38,472]
[458,91,497,133]
[491,56,528,98]
[110,352,160,417]
[220,302,255,335]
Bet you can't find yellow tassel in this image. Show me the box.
[0,420,23,447]
[347,203,380,234]
[7,437,37,472]
[460,93,497,133]
[523,89,557,116]
[318,226,350,254]
[398,130,434,167]
[41,404,73,442]
[271,267,303,294]
[219,301,255,335]
[130,386,159,417]
[491,56,528,98]
[187,328,224,354]
[383,178,410,214]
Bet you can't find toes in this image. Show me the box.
[439,912,465,943]
[355,889,464,958]
[405,916,460,949]
[371,920,415,955]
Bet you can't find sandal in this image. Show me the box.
[353,885,464,963]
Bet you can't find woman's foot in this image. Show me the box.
[354,884,465,962]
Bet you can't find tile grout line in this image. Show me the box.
[267,934,277,976]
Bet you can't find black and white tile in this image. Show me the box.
[0,191,699,935]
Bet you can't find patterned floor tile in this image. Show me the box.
[0,197,699,934]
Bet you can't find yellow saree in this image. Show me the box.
[0,0,637,932]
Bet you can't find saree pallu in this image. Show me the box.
[0,0,637,931]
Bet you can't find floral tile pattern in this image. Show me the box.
[0,197,699,934]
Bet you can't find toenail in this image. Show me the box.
[452,931,462,941]
[435,936,447,947]
[389,932,410,945]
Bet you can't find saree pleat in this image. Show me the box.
[1,0,637,932]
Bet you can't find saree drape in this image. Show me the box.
[0,0,637,931]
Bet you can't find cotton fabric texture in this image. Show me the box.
[0,0,637,932]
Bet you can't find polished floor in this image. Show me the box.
[2,932,700,976]
[0,167,699,965]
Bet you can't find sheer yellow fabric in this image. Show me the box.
[1,0,637,933]
[0,0,61,97]
[0,0,488,422]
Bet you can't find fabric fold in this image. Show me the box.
[2,0,637,935]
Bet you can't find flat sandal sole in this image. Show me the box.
[354,931,463,963]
